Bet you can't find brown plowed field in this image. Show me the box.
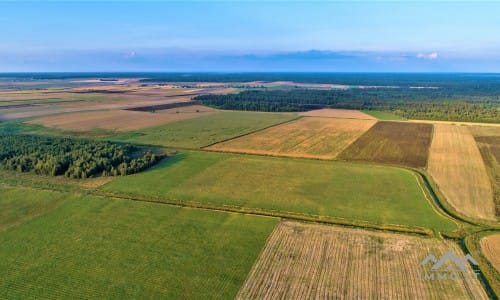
[338,121,433,168]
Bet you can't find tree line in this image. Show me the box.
[195,89,499,123]
[0,134,162,178]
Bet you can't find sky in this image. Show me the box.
[1,1,500,72]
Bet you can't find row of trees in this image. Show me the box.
[196,89,499,123]
[0,134,162,178]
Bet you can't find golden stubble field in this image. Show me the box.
[27,105,215,131]
[237,221,488,300]
[428,124,495,221]
[470,125,500,216]
[207,117,377,159]
[480,234,500,273]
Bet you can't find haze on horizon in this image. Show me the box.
[1,1,499,72]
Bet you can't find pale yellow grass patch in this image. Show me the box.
[480,234,500,272]
[300,108,376,119]
[28,106,214,131]
[207,117,376,159]
[237,221,488,299]
[77,177,114,188]
[428,124,495,220]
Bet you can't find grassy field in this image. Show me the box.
[470,126,500,216]
[101,151,457,232]
[361,110,405,120]
[0,120,65,135]
[480,234,500,273]
[428,124,495,220]
[0,186,277,299]
[207,117,376,159]
[0,187,66,231]
[110,111,297,148]
[338,121,433,168]
[238,221,488,300]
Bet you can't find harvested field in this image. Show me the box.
[27,106,214,131]
[480,234,500,272]
[299,108,376,119]
[428,124,495,220]
[470,126,500,216]
[338,121,433,168]
[0,84,226,120]
[207,117,376,159]
[238,221,488,300]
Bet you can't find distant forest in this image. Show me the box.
[0,135,162,178]
[196,88,500,123]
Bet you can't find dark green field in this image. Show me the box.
[361,110,405,120]
[101,150,457,232]
[338,121,433,168]
[0,186,277,299]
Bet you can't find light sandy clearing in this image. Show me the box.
[469,126,500,137]
[410,119,500,128]
[207,117,376,159]
[238,221,487,300]
[428,124,495,220]
[480,234,500,273]
[300,108,376,119]
[27,106,215,131]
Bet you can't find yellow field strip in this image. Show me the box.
[428,124,495,220]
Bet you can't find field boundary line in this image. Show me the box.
[89,190,435,236]
[0,181,434,237]
[416,170,500,230]
[411,171,462,231]
[235,221,283,299]
[201,115,302,149]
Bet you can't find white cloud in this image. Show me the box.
[124,51,137,59]
[416,52,438,60]
[428,52,438,59]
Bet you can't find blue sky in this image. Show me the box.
[1,1,499,72]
